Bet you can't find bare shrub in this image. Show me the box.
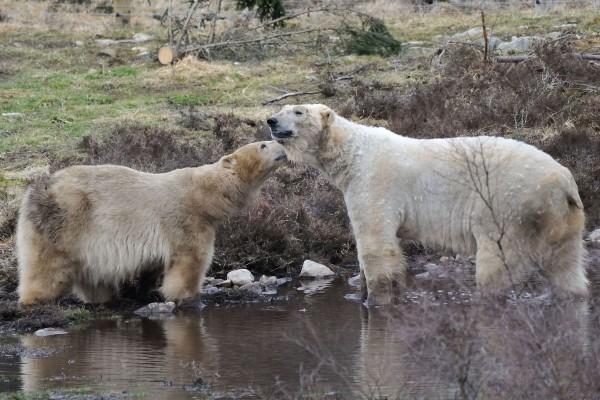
[213,165,353,276]
[73,124,211,173]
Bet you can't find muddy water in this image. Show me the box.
[2,275,599,399]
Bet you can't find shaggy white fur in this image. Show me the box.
[17,141,286,305]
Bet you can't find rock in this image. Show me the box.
[209,278,225,286]
[132,32,154,42]
[134,301,176,315]
[2,112,24,117]
[587,228,600,242]
[98,48,116,58]
[348,274,361,287]
[299,260,335,279]
[455,254,468,262]
[259,275,277,287]
[474,36,504,50]
[415,272,430,279]
[239,282,262,294]
[34,328,68,337]
[216,279,232,288]
[74,40,84,47]
[227,269,254,286]
[497,36,544,53]
[276,277,291,286]
[424,263,440,272]
[451,27,492,41]
[439,256,450,263]
[201,285,219,295]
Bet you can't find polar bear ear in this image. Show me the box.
[220,155,237,169]
[321,107,335,129]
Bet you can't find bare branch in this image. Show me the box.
[261,90,322,106]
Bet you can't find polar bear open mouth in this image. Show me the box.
[275,153,287,161]
[270,129,294,140]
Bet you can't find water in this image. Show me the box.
[1,275,599,399]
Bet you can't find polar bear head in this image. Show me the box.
[267,104,335,164]
[218,140,287,184]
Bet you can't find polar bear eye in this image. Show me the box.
[260,144,267,149]
[294,110,303,116]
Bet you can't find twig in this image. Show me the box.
[176,0,202,51]
[481,11,488,61]
[181,27,330,54]
[261,90,322,106]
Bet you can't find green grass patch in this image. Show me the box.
[169,93,213,106]
[63,308,91,322]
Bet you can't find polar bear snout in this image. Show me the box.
[267,116,294,139]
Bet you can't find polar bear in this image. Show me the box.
[267,104,587,306]
[17,141,287,306]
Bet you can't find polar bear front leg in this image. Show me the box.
[161,235,215,304]
[354,226,406,307]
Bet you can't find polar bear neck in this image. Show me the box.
[313,116,363,191]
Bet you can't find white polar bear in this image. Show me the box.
[267,104,588,306]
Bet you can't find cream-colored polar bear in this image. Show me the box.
[267,104,587,306]
[17,141,287,306]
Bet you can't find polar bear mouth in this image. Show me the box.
[270,130,294,140]
[275,153,287,161]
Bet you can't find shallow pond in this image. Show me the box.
[2,274,599,399]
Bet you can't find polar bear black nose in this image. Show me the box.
[267,118,278,127]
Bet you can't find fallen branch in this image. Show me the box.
[182,27,328,53]
[261,90,322,105]
[496,53,600,63]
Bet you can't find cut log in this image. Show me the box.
[158,46,178,65]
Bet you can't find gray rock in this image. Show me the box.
[276,277,291,286]
[132,32,154,42]
[34,328,68,337]
[497,36,544,53]
[134,301,176,315]
[300,260,335,279]
[259,275,277,287]
[587,228,600,242]
[216,279,233,288]
[451,27,492,41]
[415,272,430,279]
[202,285,219,295]
[227,269,254,286]
[98,48,116,58]
[209,278,225,286]
[239,282,262,294]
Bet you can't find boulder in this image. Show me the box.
[300,260,334,279]
[227,269,254,286]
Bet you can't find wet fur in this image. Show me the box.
[17,141,286,305]
[269,104,588,306]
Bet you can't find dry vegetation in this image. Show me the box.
[0,0,599,333]
[1,2,600,399]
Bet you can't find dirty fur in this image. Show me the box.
[16,141,287,305]
[268,104,588,306]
